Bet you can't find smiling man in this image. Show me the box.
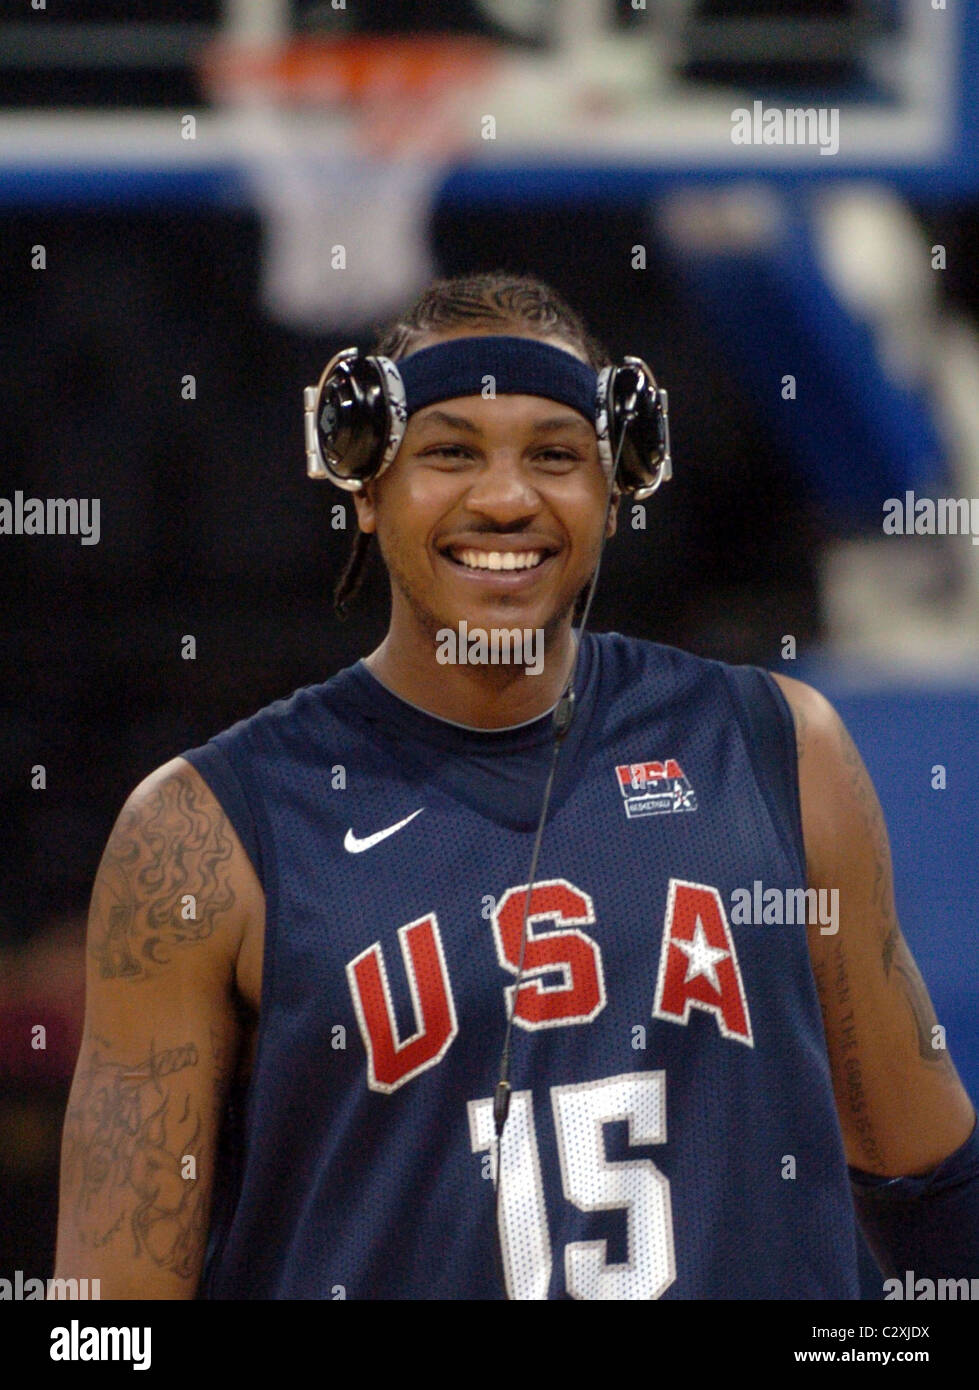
[54,271,978,1300]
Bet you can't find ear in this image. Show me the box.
[352,482,378,534]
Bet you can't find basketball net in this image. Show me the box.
[199,38,500,332]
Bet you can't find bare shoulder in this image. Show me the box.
[769,669,897,930]
[768,671,835,764]
[768,671,871,883]
[88,754,263,990]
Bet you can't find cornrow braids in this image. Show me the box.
[372,270,613,371]
[333,271,613,619]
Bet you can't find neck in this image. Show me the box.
[363,616,580,729]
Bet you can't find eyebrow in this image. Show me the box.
[414,408,592,437]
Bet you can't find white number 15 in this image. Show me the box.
[468,1071,676,1300]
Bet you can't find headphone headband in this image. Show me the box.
[303,336,671,501]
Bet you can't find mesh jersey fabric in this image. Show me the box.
[181,630,859,1300]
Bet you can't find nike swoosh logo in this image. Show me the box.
[344,808,424,854]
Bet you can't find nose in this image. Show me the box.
[461,453,541,525]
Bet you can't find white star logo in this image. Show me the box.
[673,915,730,992]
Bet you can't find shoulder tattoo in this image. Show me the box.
[89,769,237,982]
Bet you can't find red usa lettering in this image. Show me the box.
[346,915,459,1093]
[346,877,752,1091]
[491,878,606,1029]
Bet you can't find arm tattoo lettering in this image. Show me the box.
[63,1037,208,1277]
[825,940,887,1172]
[90,770,237,981]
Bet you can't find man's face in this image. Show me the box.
[352,328,618,650]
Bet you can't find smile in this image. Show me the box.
[451,549,547,572]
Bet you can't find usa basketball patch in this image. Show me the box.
[615,759,697,819]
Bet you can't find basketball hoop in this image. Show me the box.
[196,37,502,330]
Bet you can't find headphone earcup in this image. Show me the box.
[314,353,392,491]
[607,360,670,500]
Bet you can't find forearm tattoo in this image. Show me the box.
[62,1036,209,1278]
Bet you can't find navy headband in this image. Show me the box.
[396,336,598,423]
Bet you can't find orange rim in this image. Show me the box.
[199,35,501,104]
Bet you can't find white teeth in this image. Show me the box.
[453,549,545,572]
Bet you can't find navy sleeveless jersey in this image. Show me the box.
[182,631,860,1300]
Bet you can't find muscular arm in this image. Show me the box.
[53,757,263,1298]
[772,674,975,1177]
